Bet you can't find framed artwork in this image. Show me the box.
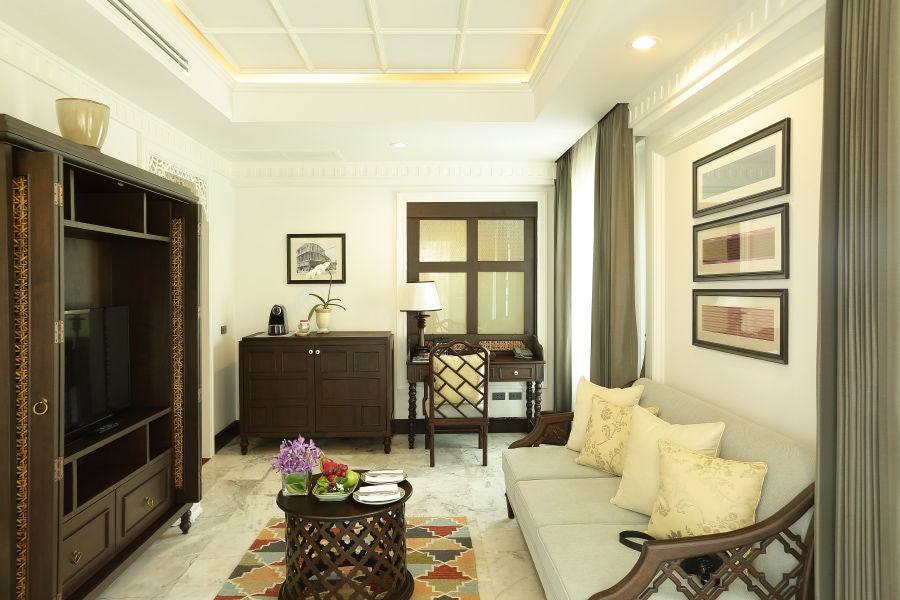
[286,234,346,284]
[692,289,788,364]
[693,203,789,281]
[693,118,790,216]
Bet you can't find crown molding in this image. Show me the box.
[231,161,556,187]
[628,0,825,134]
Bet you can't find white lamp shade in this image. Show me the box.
[399,281,442,312]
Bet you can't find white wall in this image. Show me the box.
[654,81,821,444]
[632,0,825,445]
[232,181,555,423]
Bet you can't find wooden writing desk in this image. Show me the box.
[405,338,545,449]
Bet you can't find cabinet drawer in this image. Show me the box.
[118,460,172,541]
[60,493,116,592]
[496,365,534,380]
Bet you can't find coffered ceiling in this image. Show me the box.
[167,0,565,81]
[3,0,745,162]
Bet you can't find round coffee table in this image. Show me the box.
[276,475,414,600]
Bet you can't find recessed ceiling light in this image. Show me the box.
[630,36,658,50]
[390,142,408,149]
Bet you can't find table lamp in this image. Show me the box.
[399,281,442,360]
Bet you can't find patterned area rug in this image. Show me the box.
[214,516,478,599]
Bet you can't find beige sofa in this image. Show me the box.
[502,378,815,600]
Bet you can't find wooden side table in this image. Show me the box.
[276,477,414,600]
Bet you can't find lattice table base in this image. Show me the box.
[280,507,413,600]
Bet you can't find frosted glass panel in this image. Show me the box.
[477,272,524,334]
[420,272,466,334]
[420,220,467,262]
[478,220,524,261]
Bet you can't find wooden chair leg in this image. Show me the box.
[482,427,488,466]
[429,428,436,467]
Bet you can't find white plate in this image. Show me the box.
[353,487,406,505]
[360,470,406,484]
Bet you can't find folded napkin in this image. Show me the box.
[358,484,399,494]
[364,473,404,483]
[365,469,404,475]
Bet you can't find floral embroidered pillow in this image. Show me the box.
[647,440,768,539]
[575,399,658,475]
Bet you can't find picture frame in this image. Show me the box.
[692,289,788,364]
[286,234,346,284]
[693,203,789,281]
[693,118,790,216]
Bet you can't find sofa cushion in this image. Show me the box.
[502,445,608,486]
[566,377,644,451]
[576,401,659,475]
[647,440,768,539]
[515,477,646,529]
[611,406,725,515]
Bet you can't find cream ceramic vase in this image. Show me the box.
[314,308,332,333]
[55,98,110,149]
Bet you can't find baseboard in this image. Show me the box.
[214,420,240,452]
[391,417,529,435]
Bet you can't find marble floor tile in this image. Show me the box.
[96,432,546,600]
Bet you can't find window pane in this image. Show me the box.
[477,272,524,334]
[420,272,466,334]
[478,220,524,261]
[420,220,467,262]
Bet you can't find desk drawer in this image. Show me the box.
[495,365,534,380]
[118,460,172,541]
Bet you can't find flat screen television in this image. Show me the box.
[64,306,132,443]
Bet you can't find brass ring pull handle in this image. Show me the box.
[308,349,313,355]
[32,398,49,416]
[144,497,155,508]
[71,550,83,565]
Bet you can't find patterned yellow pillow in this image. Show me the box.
[647,440,768,539]
[575,400,659,475]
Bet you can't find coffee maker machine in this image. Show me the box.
[268,304,287,335]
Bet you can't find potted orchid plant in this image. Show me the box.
[270,434,322,495]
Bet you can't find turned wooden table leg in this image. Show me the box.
[534,380,542,418]
[408,381,417,449]
[179,508,192,534]
[526,381,534,429]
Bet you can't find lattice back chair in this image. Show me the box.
[424,340,490,467]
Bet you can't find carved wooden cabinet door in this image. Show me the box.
[11,150,63,600]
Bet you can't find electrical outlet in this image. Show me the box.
[220,325,227,335]
[491,392,506,401]
[509,392,523,401]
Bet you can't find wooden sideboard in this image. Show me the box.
[239,332,395,454]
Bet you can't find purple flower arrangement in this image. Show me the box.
[270,435,322,475]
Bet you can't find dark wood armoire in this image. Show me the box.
[0,114,201,599]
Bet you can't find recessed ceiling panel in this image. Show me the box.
[467,0,557,28]
[216,34,305,70]
[301,35,380,70]
[382,35,457,70]
[461,34,541,70]
[176,0,281,29]
[279,0,371,28]
[375,0,461,29]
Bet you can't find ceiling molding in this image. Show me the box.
[628,0,826,133]
[230,161,556,187]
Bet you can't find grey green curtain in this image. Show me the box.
[817,0,893,597]
[553,151,573,411]
[590,104,638,387]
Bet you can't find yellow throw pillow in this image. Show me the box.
[565,378,644,452]
[611,406,725,515]
[576,401,659,475]
[647,440,768,539]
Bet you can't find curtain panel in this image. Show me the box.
[553,151,574,410]
[817,0,893,597]
[590,103,638,388]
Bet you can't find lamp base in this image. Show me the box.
[413,312,429,360]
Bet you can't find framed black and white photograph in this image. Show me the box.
[692,289,788,364]
[693,203,789,281]
[693,118,790,216]
[286,234,346,284]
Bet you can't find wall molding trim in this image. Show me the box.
[231,162,557,187]
[629,0,825,134]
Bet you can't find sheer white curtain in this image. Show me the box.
[569,125,598,385]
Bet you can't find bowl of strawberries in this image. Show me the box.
[312,456,359,501]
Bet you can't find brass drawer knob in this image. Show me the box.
[513,370,519,376]
[144,496,155,508]
[71,550,83,565]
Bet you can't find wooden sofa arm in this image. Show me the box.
[590,483,815,600]
[508,411,573,449]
